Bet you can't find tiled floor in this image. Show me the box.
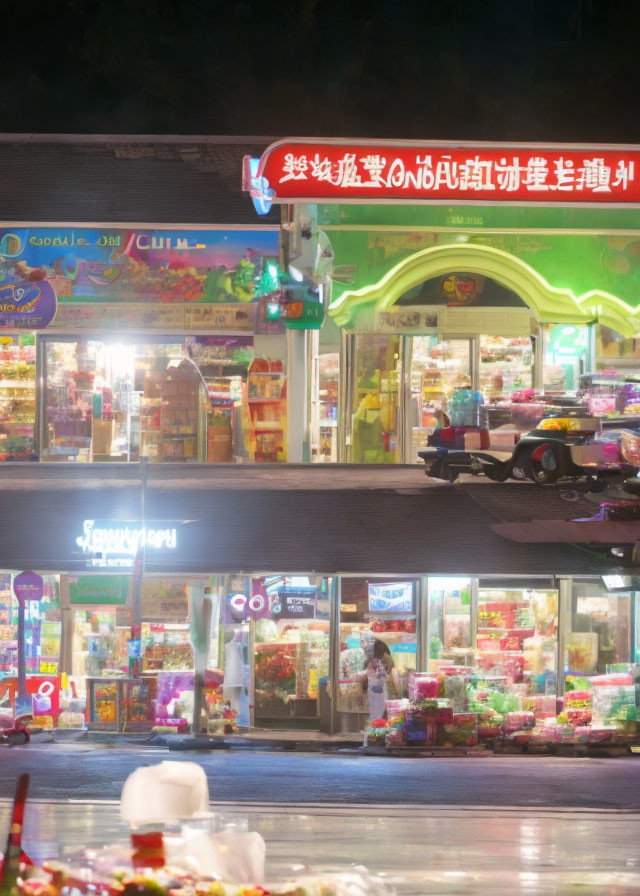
[2,799,639,895]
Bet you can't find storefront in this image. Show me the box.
[0,225,294,463]
[2,566,636,745]
[245,139,640,463]
[0,468,637,747]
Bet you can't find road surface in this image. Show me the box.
[1,744,640,807]
[0,798,638,895]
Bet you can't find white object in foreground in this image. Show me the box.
[120,761,209,826]
[165,829,266,886]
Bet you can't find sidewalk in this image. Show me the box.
[34,726,364,752]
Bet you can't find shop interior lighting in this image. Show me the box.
[288,265,304,282]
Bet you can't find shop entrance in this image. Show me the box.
[345,329,535,464]
[36,333,289,463]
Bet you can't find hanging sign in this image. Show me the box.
[69,575,129,605]
[350,305,440,335]
[0,280,57,328]
[272,587,317,619]
[141,579,188,621]
[13,571,43,605]
[226,583,272,621]
[244,141,640,210]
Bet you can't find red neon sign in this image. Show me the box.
[245,141,640,207]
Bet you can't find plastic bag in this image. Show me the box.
[120,761,209,826]
[165,829,266,885]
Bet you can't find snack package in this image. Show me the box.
[408,673,438,701]
[443,676,467,713]
[502,711,536,734]
[442,712,478,747]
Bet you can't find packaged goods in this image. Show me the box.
[416,698,454,723]
[523,694,557,716]
[365,720,388,747]
[408,672,438,701]
[385,698,410,716]
[442,712,478,747]
[403,708,428,744]
[502,711,536,734]
[592,685,638,727]
[590,673,633,687]
[443,675,467,713]
[385,727,405,746]
[566,632,598,675]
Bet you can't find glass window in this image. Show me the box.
[0,335,36,461]
[339,578,417,720]
[351,335,401,462]
[427,577,473,669]
[476,584,558,698]
[567,580,633,676]
[543,324,588,392]
[248,576,330,727]
[479,335,533,400]
[597,325,640,368]
[0,573,61,680]
[41,338,207,462]
[317,352,339,462]
[409,337,471,457]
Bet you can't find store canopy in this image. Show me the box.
[328,238,640,337]
[0,463,626,577]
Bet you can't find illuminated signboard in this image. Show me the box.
[244,140,640,212]
[76,520,178,568]
[0,280,57,328]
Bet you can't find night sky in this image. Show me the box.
[3,0,640,141]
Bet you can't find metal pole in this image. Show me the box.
[557,577,572,698]
[339,332,354,463]
[416,576,428,673]
[132,458,147,630]
[58,574,73,677]
[470,577,479,650]
[329,575,341,734]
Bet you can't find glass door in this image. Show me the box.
[252,576,330,728]
[349,334,402,464]
[40,336,186,462]
[350,334,401,463]
[406,336,472,461]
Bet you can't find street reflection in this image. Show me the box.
[0,800,639,895]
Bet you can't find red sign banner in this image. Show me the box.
[245,141,640,207]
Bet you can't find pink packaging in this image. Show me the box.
[523,694,557,715]
[590,673,632,687]
[385,698,409,716]
[503,711,536,733]
[408,673,439,701]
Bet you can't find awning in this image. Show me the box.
[0,463,623,577]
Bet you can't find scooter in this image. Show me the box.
[0,713,31,746]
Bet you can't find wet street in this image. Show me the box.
[1,743,640,808]
[1,798,639,895]
[3,745,640,893]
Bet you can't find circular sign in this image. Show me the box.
[13,570,44,605]
[0,280,57,329]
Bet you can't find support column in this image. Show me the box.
[416,577,429,673]
[287,329,310,462]
[557,577,572,698]
[587,323,598,373]
[329,576,341,734]
[59,574,73,677]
